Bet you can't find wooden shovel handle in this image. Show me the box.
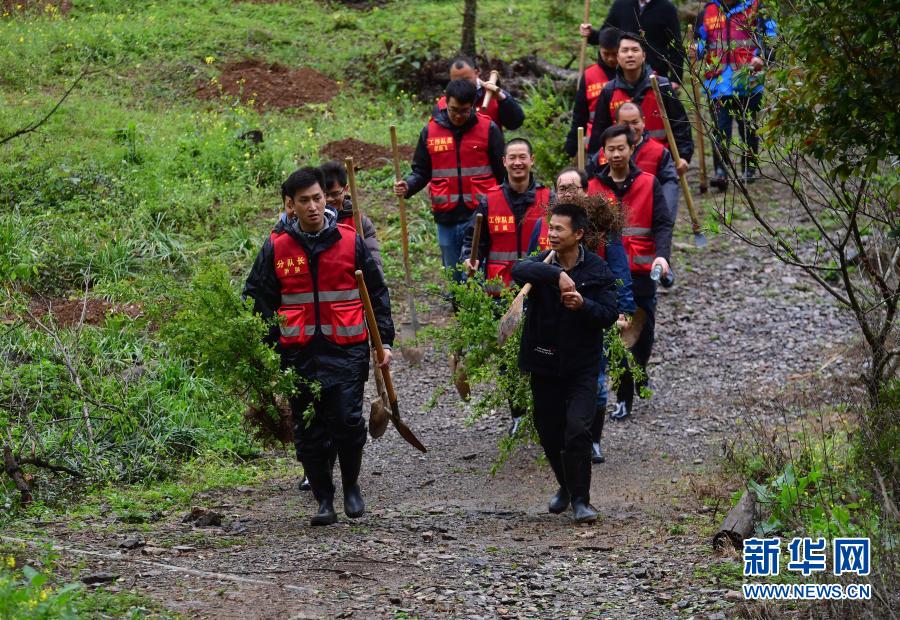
[576,0,591,89]
[686,25,708,191]
[345,157,364,235]
[481,70,500,109]
[355,270,397,404]
[468,213,483,276]
[577,127,585,172]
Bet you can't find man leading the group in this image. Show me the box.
[394,79,505,281]
[244,167,394,526]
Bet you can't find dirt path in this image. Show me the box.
[23,182,852,619]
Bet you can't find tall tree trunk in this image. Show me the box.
[461,0,477,56]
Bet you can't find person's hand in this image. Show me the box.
[558,271,576,294]
[579,23,592,38]
[393,180,408,197]
[688,43,698,61]
[561,291,584,310]
[676,158,689,175]
[750,56,764,72]
[377,348,392,369]
[671,82,681,91]
[463,258,479,274]
[652,256,670,276]
[616,313,632,330]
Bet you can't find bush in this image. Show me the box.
[516,77,573,180]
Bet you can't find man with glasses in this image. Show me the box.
[394,79,505,282]
[320,160,382,273]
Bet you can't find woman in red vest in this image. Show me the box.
[244,167,394,527]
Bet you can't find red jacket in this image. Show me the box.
[484,185,550,293]
[272,223,367,347]
[426,113,496,214]
[588,172,658,274]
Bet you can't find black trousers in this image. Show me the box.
[290,380,367,463]
[711,91,764,173]
[616,283,657,407]
[531,371,597,461]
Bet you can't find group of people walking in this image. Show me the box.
[243,0,776,526]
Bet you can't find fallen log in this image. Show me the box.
[713,488,757,550]
[2,445,33,504]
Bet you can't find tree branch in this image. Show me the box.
[0,66,93,146]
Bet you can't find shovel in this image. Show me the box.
[451,213,484,401]
[619,307,648,349]
[577,126,585,172]
[389,126,425,365]
[649,75,708,248]
[355,270,427,453]
[497,251,555,346]
[481,70,500,110]
[576,0,591,90]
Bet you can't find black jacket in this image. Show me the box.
[565,61,617,157]
[243,212,393,388]
[404,108,506,225]
[333,196,382,273]
[458,177,554,265]
[590,0,684,84]
[512,249,618,377]
[585,64,693,162]
[432,85,526,132]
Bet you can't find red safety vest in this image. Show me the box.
[633,136,667,176]
[427,114,496,214]
[436,91,501,128]
[607,82,668,145]
[587,173,657,274]
[701,0,760,80]
[583,63,614,145]
[484,186,551,294]
[272,223,368,348]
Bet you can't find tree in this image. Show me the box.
[461,0,477,56]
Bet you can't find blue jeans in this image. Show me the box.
[436,220,469,283]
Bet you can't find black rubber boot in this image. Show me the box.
[338,447,365,518]
[304,458,337,526]
[546,451,570,514]
[563,450,598,524]
[591,408,606,463]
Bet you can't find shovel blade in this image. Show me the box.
[497,294,525,346]
[693,232,708,248]
[389,401,427,453]
[369,400,389,439]
[620,308,648,349]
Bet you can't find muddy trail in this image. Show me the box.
[16,180,852,619]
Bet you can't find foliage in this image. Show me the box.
[516,77,573,181]
[0,554,81,620]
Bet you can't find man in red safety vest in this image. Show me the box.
[394,79,505,282]
[588,126,673,420]
[433,56,525,132]
[565,27,620,158]
[586,32,693,164]
[244,167,394,527]
[460,137,553,437]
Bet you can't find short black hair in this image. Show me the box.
[617,32,645,52]
[551,203,589,235]
[445,78,477,105]
[450,55,477,71]
[504,137,533,156]
[614,101,644,121]
[319,160,348,189]
[599,124,637,148]
[556,166,589,190]
[597,27,620,50]
[281,166,324,201]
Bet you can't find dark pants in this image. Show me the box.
[531,371,597,461]
[593,351,608,442]
[616,281,657,408]
[711,91,763,174]
[290,380,367,464]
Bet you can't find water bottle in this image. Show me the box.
[650,263,663,282]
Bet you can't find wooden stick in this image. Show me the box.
[467,213,483,276]
[576,0,591,90]
[344,157,364,235]
[648,76,703,238]
[481,70,500,109]
[577,127,585,172]
[389,126,420,336]
[687,25,708,193]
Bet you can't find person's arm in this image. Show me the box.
[650,177,674,261]
[403,126,432,198]
[575,259,618,330]
[458,199,491,265]
[496,92,525,130]
[565,79,590,157]
[511,252,563,287]
[586,89,614,155]
[487,122,506,183]
[661,81,693,162]
[360,214,382,274]
[358,237,394,347]
[242,237,281,345]
[605,234,636,315]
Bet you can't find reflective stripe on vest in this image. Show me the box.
[587,172,658,274]
[272,223,368,347]
[426,114,495,213]
[488,251,520,261]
